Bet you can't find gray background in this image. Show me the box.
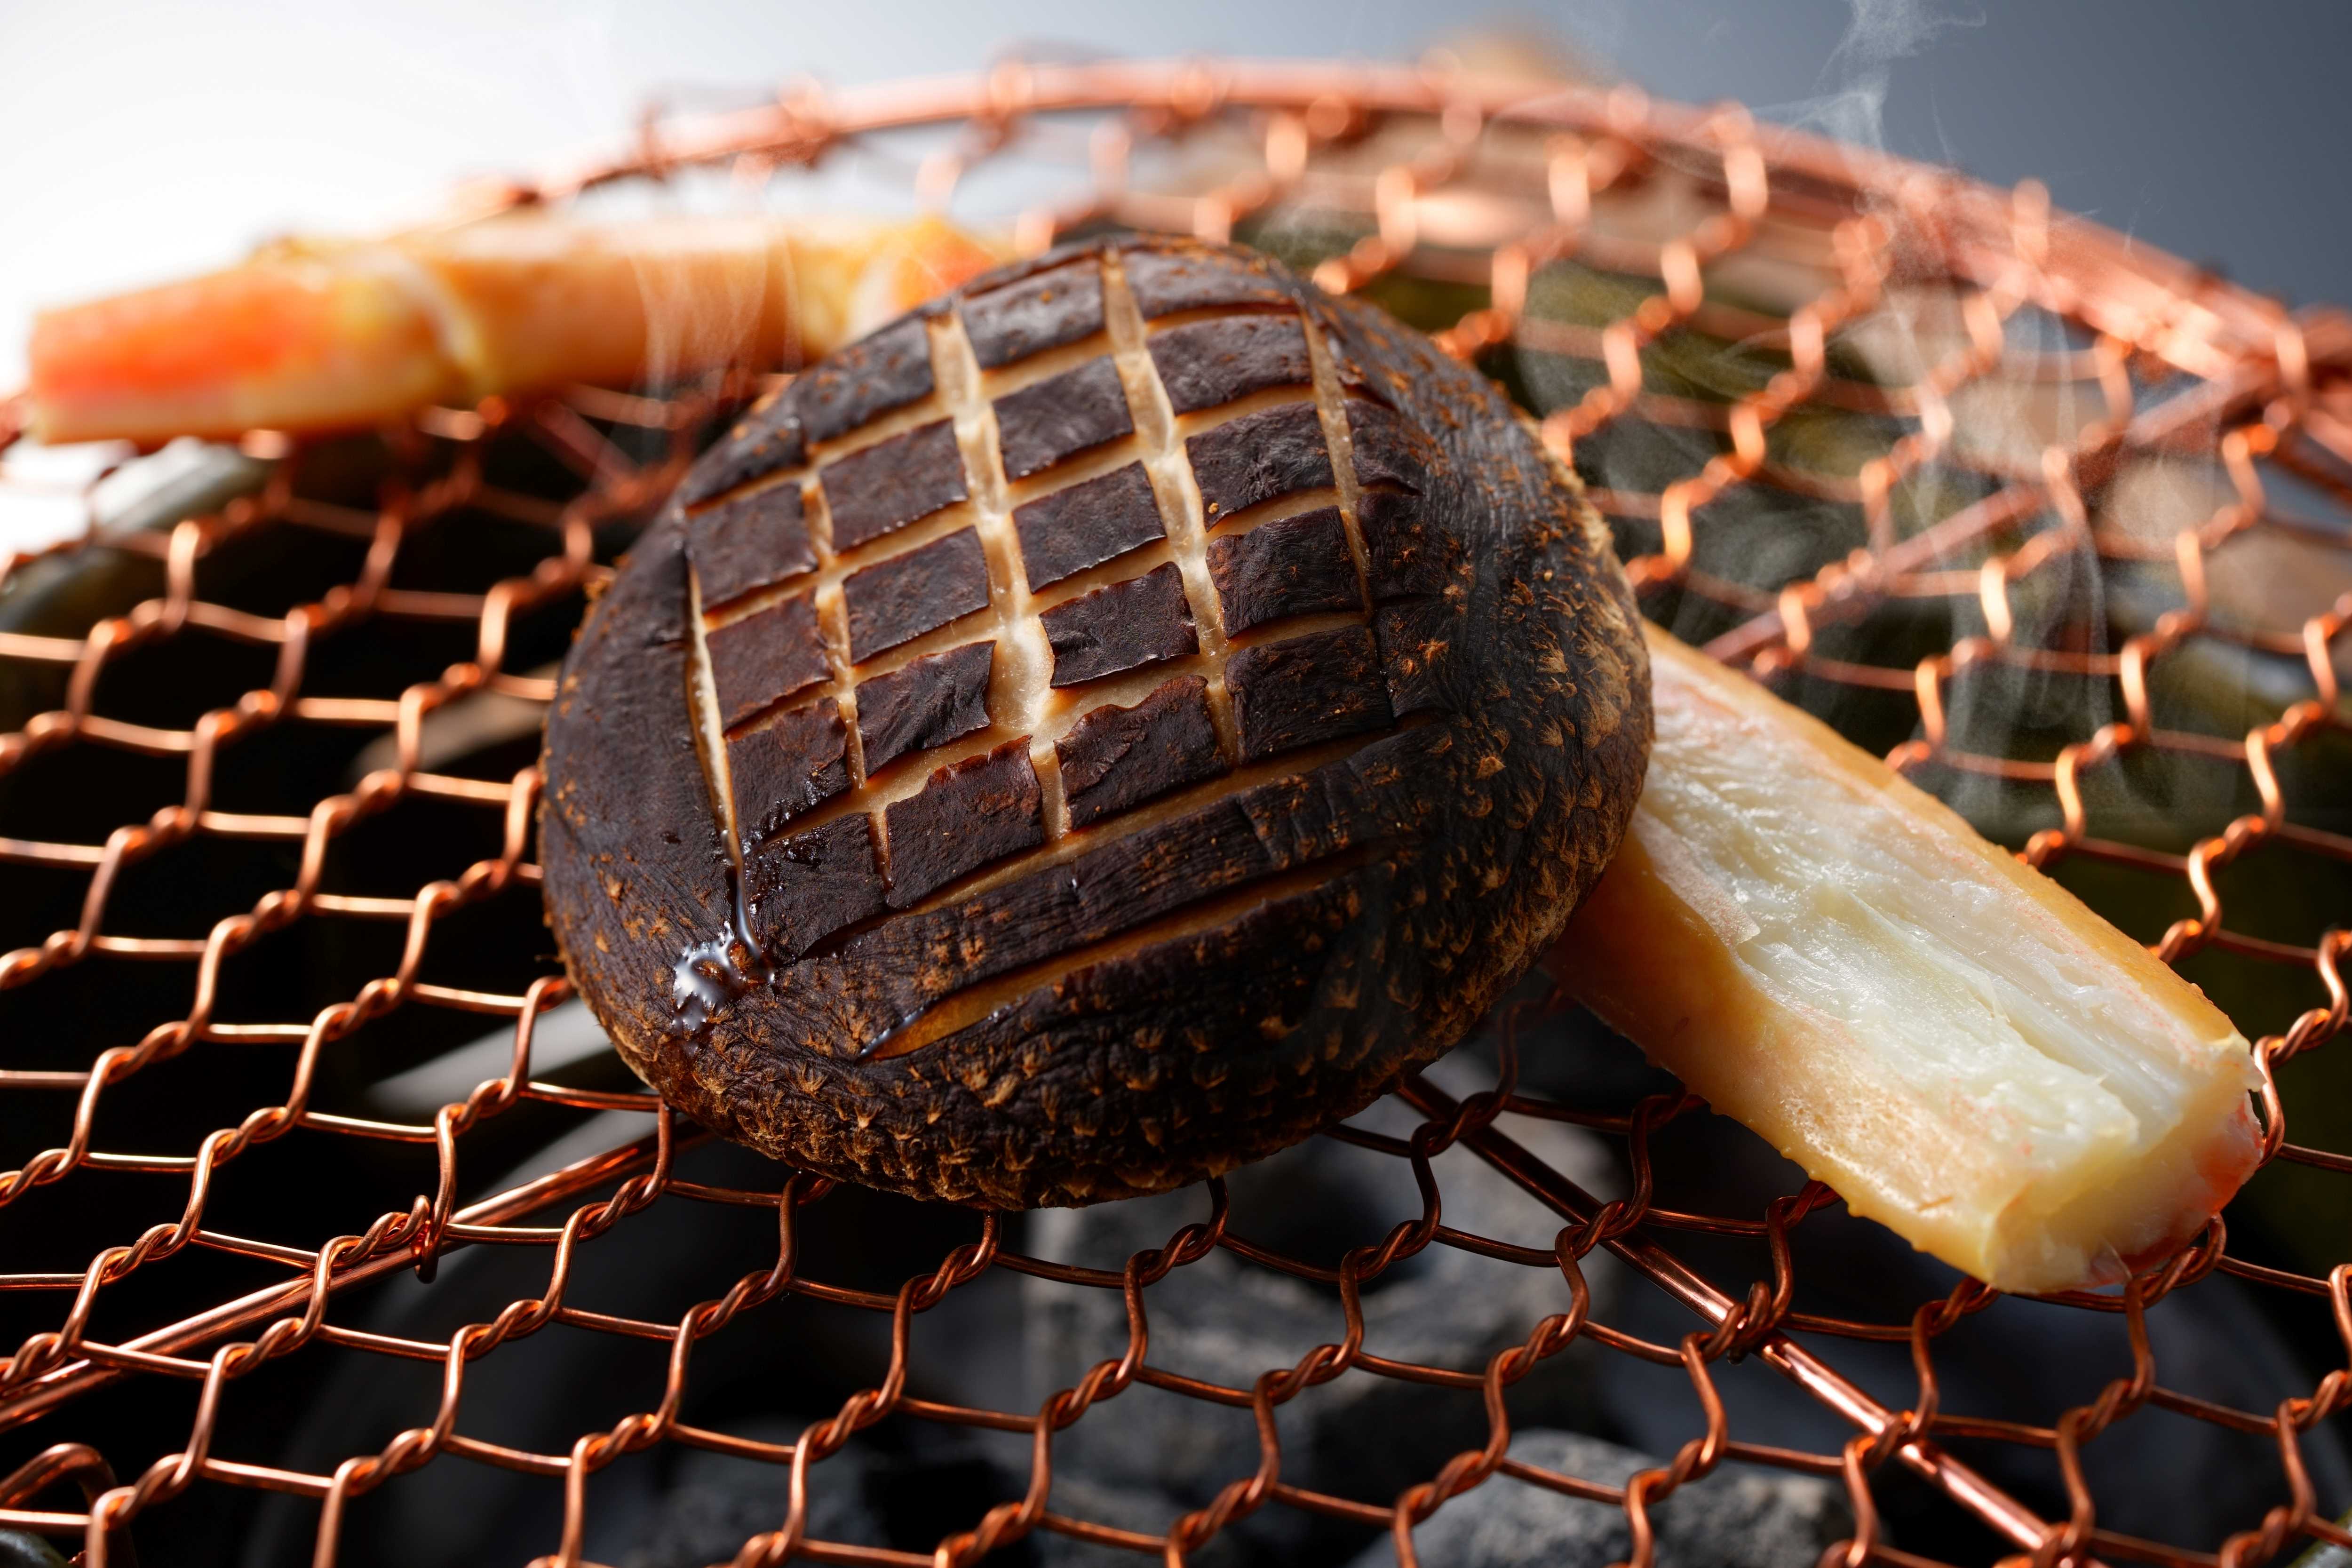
[0,0,2347,384]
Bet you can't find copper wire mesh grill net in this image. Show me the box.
[0,56,2346,1568]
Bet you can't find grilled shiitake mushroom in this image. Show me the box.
[541,235,1651,1206]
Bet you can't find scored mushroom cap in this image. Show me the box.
[541,235,1651,1207]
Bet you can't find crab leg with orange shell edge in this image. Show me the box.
[24,211,1007,446]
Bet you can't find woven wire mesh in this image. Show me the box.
[0,56,2347,1568]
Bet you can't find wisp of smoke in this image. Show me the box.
[1810,0,1982,158]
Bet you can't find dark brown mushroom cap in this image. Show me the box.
[541,235,1650,1208]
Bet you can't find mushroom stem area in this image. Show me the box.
[1549,625,2261,1295]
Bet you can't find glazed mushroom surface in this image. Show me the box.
[541,236,1651,1206]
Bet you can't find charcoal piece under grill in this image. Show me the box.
[1023,1107,1629,1564]
[544,234,1651,1208]
[1345,1431,1846,1568]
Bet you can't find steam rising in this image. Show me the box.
[1506,0,2229,847]
[626,214,787,395]
[1812,0,1981,156]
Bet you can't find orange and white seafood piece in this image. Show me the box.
[1550,626,2263,1295]
[27,213,1007,446]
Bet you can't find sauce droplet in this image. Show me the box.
[670,936,747,1034]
